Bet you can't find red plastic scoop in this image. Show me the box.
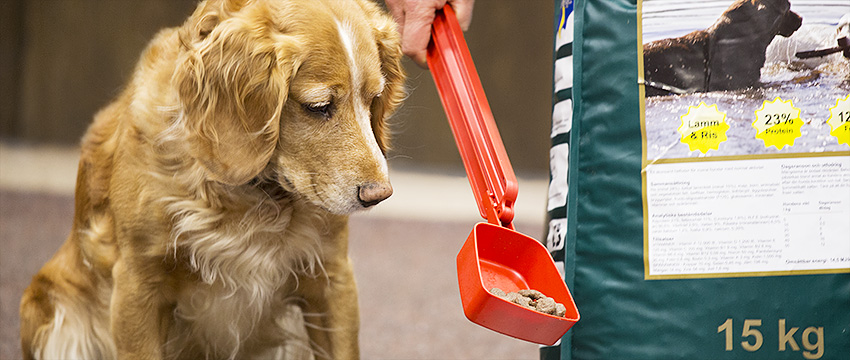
[427,5,579,345]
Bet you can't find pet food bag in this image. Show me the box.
[542,0,850,359]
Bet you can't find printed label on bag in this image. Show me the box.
[678,102,729,154]
[643,93,850,279]
[753,97,803,150]
[644,156,850,279]
[827,95,850,146]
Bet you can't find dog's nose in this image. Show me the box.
[358,182,393,208]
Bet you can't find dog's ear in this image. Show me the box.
[368,9,406,153]
[175,7,299,185]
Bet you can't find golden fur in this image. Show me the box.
[19,0,405,359]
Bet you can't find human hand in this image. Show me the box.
[384,0,475,67]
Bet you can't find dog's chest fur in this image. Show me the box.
[162,185,327,357]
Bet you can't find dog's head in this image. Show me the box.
[704,0,802,90]
[174,0,405,214]
[713,0,801,40]
[774,4,802,38]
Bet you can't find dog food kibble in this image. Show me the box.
[535,297,557,314]
[490,287,568,317]
[490,287,508,298]
[505,292,531,308]
[517,289,545,300]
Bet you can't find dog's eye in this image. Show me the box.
[303,101,333,119]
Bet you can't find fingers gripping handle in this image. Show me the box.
[427,5,518,228]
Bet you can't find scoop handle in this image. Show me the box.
[427,4,518,228]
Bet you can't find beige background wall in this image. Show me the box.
[1,0,554,173]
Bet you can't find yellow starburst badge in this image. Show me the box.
[753,97,803,150]
[827,95,850,146]
[678,102,729,153]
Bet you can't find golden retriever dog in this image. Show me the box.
[643,0,802,96]
[19,0,404,359]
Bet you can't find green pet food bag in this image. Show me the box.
[542,0,850,359]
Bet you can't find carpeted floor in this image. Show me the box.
[1,190,542,359]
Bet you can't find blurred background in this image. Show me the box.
[1,0,553,172]
[1,0,555,358]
